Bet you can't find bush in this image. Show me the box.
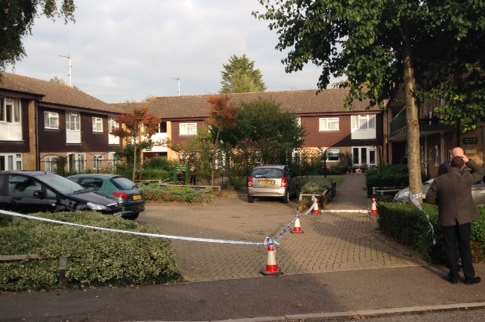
[140,184,215,203]
[0,212,180,291]
[366,165,409,196]
[228,176,247,191]
[290,176,339,196]
[378,202,485,263]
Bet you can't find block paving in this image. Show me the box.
[140,175,421,282]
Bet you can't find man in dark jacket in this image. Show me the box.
[426,154,484,284]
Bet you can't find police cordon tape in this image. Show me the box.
[0,198,318,248]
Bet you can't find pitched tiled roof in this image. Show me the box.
[112,89,381,119]
[0,72,117,113]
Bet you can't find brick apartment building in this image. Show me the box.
[0,73,122,172]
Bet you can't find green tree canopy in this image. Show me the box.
[221,99,304,166]
[0,0,75,71]
[255,0,485,195]
[220,54,266,93]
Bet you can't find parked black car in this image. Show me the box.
[0,172,121,214]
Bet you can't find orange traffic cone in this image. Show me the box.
[261,241,282,276]
[291,217,304,234]
[370,195,379,217]
[312,197,321,216]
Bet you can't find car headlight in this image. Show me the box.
[86,202,108,211]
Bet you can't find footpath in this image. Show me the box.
[1,174,485,321]
[1,265,485,321]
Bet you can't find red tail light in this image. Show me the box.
[113,192,129,201]
[281,176,288,188]
[248,176,254,187]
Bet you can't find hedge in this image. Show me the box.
[140,183,215,203]
[378,202,485,263]
[366,165,409,196]
[0,212,180,291]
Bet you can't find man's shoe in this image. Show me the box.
[446,273,459,284]
[464,276,481,285]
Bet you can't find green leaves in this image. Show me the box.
[220,54,266,93]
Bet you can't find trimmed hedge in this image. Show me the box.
[290,175,342,195]
[378,202,485,263]
[0,212,180,291]
[366,165,408,196]
[141,184,215,203]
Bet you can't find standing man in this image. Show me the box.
[426,154,483,284]
[438,146,467,175]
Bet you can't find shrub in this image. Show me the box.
[228,176,247,191]
[0,212,180,291]
[290,176,338,196]
[378,202,485,263]
[140,184,214,203]
[366,164,409,196]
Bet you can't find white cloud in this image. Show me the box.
[11,0,323,102]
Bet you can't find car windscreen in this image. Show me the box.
[36,173,84,195]
[251,168,284,179]
[112,177,136,190]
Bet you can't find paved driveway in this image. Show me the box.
[139,191,421,282]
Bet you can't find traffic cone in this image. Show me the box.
[291,217,304,234]
[312,198,321,216]
[261,242,282,276]
[370,195,379,217]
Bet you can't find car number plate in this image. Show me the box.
[132,195,142,201]
[258,179,275,187]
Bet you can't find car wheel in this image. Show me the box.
[248,195,255,203]
[281,191,290,204]
[122,212,139,220]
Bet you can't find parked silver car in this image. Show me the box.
[393,178,485,205]
[247,165,290,203]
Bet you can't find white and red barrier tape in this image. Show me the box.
[0,200,317,247]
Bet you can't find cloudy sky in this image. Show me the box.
[10,0,324,103]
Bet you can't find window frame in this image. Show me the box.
[93,154,104,170]
[351,114,376,130]
[92,117,104,133]
[66,112,81,131]
[44,111,60,130]
[325,148,340,162]
[179,122,197,136]
[1,98,21,124]
[0,153,23,171]
[319,117,340,132]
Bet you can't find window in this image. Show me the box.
[66,112,81,131]
[179,122,197,136]
[44,156,58,173]
[8,175,42,198]
[0,98,21,123]
[44,111,59,129]
[78,177,104,190]
[109,118,119,132]
[108,118,120,145]
[93,155,103,170]
[159,121,167,133]
[0,153,22,171]
[67,153,85,173]
[351,114,376,130]
[319,117,339,131]
[92,117,103,133]
[325,149,340,162]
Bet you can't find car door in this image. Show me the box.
[8,175,57,213]
[472,183,485,206]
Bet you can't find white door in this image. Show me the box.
[352,146,377,167]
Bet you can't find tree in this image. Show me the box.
[112,108,159,181]
[207,95,239,185]
[230,99,303,170]
[0,0,75,71]
[255,0,485,196]
[220,54,266,93]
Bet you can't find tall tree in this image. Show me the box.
[112,108,159,181]
[207,95,239,185]
[220,54,266,93]
[255,0,485,196]
[0,0,75,71]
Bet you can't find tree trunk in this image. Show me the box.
[132,142,137,182]
[211,130,220,186]
[403,52,423,197]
